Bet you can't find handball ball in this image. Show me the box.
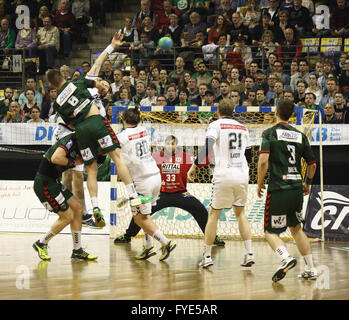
[158,37,173,50]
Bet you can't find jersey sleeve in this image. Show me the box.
[85,74,98,81]
[260,129,271,154]
[205,122,218,141]
[302,134,316,165]
[116,131,127,148]
[58,134,75,154]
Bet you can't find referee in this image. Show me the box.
[114,135,225,246]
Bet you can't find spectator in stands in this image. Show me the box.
[187,77,199,102]
[248,61,259,81]
[241,76,255,101]
[305,73,323,104]
[130,32,155,67]
[319,78,338,108]
[35,16,60,70]
[227,12,250,45]
[284,89,295,103]
[119,16,139,47]
[155,0,181,32]
[180,11,206,46]
[72,0,90,43]
[304,92,325,124]
[294,79,307,105]
[242,0,261,31]
[179,71,191,90]
[15,25,37,58]
[253,69,268,93]
[176,88,190,106]
[133,0,155,29]
[60,64,71,80]
[129,65,139,86]
[132,80,147,105]
[333,91,349,123]
[138,68,148,85]
[246,89,257,105]
[121,75,136,97]
[288,0,312,36]
[290,59,310,91]
[140,82,158,106]
[0,87,14,121]
[208,15,229,44]
[276,28,302,70]
[216,0,237,24]
[114,86,135,107]
[72,70,81,80]
[0,18,15,53]
[140,15,160,44]
[265,72,278,103]
[323,103,342,124]
[229,89,240,106]
[160,13,182,46]
[99,59,113,83]
[90,0,106,27]
[210,77,221,99]
[194,61,212,86]
[22,89,39,122]
[111,69,123,95]
[253,12,284,47]
[18,77,43,107]
[156,95,167,106]
[330,0,349,37]
[276,9,291,35]
[233,35,252,64]
[0,2,10,23]
[157,68,169,95]
[166,84,180,105]
[339,57,349,96]
[230,68,245,93]
[203,89,215,106]
[272,59,290,85]
[40,87,57,121]
[27,106,45,123]
[215,80,231,102]
[262,0,280,26]
[53,0,75,56]
[1,100,23,123]
[192,83,209,105]
[36,5,52,28]
[169,56,187,84]
[255,88,268,106]
[271,80,284,106]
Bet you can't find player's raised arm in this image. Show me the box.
[87,32,124,77]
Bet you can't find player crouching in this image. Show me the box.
[117,107,176,261]
[33,132,97,261]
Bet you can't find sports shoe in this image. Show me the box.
[272,256,297,282]
[199,254,214,268]
[135,246,156,260]
[114,234,131,244]
[71,248,98,261]
[93,207,105,228]
[298,268,318,280]
[82,213,93,223]
[82,218,100,229]
[130,195,153,207]
[33,240,51,261]
[214,235,225,246]
[241,253,255,267]
[159,240,176,261]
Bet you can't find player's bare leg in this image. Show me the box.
[200,207,221,268]
[289,224,318,280]
[234,206,255,266]
[134,214,176,261]
[265,230,297,282]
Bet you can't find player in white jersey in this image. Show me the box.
[188,99,254,268]
[117,106,176,261]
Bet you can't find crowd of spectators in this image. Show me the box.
[0,0,349,124]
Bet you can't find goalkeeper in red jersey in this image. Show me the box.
[114,135,225,258]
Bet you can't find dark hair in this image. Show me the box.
[46,69,63,87]
[122,106,141,125]
[30,106,41,113]
[305,92,316,100]
[276,99,294,121]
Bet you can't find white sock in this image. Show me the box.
[204,244,213,257]
[303,254,314,269]
[144,233,153,248]
[275,246,290,261]
[40,230,55,244]
[244,239,253,255]
[152,229,169,246]
[91,197,98,209]
[72,231,82,250]
[126,183,138,198]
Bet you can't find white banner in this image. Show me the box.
[1,123,349,146]
[0,181,110,234]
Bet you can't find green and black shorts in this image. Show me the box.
[264,188,304,234]
[34,173,73,213]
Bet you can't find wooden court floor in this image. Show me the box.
[0,233,348,300]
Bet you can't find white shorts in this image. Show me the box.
[210,177,248,210]
[133,173,161,215]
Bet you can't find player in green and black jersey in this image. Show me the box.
[32,133,97,261]
[257,99,318,282]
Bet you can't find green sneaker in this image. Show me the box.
[130,195,153,207]
[135,246,156,260]
[93,207,105,228]
[214,235,225,246]
[159,240,176,261]
[114,234,131,244]
[33,240,51,261]
[71,248,98,261]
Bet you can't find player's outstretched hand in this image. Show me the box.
[303,183,310,196]
[257,183,266,198]
[111,32,124,49]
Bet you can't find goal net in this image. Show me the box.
[110,106,317,240]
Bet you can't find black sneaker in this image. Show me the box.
[214,235,225,246]
[71,248,97,261]
[114,234,131,244]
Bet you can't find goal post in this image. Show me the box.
[109,105,323,241]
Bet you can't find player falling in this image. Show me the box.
[117,107,176,261]
[33,132,97,261]
[257,99,318,282]
[188,99,254,268]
